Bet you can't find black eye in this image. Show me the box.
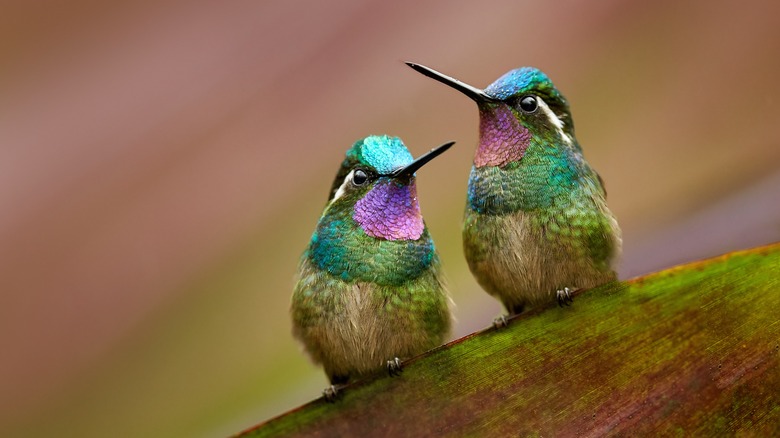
[519,95,538,113]
[352,169,368,186]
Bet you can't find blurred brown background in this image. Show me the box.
[1,1,779,436]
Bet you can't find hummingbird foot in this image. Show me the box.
[387,357,403,377]
[323,385,342,402]
[556,287,576,307]
[494,303,523,328]
[323,374,349,402]
[493,315,509,328]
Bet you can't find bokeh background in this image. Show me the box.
[2,1,779,436]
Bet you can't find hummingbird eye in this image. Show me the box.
[519,95,538,113]
[352,169,369,186]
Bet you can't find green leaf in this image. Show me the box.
[238,243,780,436]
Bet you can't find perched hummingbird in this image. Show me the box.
[291,135,454,398]
[406,62,621,319]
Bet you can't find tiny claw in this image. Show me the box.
[557,287,575,307]
[387,357,403,377]
[493,315,509,328]
[323,385,339,402]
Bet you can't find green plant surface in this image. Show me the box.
[238,242,780,437]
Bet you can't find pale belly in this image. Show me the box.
[463,207,620,313]
[291,258,451,381]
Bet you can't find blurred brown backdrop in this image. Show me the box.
[1,1,779,436]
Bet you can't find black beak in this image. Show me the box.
[390,141,455,179]
[405,62,496,103]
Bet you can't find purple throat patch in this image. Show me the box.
[353,181,424,241]
[474,105,531,168]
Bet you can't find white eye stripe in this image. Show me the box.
[331,169,354,203]
[537,98,573,145]
[536,97,563,129]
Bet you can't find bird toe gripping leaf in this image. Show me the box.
[556,287,576,307]
[493,315,509,329]
[387,357,403,377]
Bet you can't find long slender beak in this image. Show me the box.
[390,141,455,179]
[405,62,496,103]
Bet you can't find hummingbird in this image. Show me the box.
[406,62,621,321]
[291,135,454,399]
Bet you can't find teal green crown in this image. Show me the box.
[326,135,415,201]
[347,135,414,173]
[484,67,562,102]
